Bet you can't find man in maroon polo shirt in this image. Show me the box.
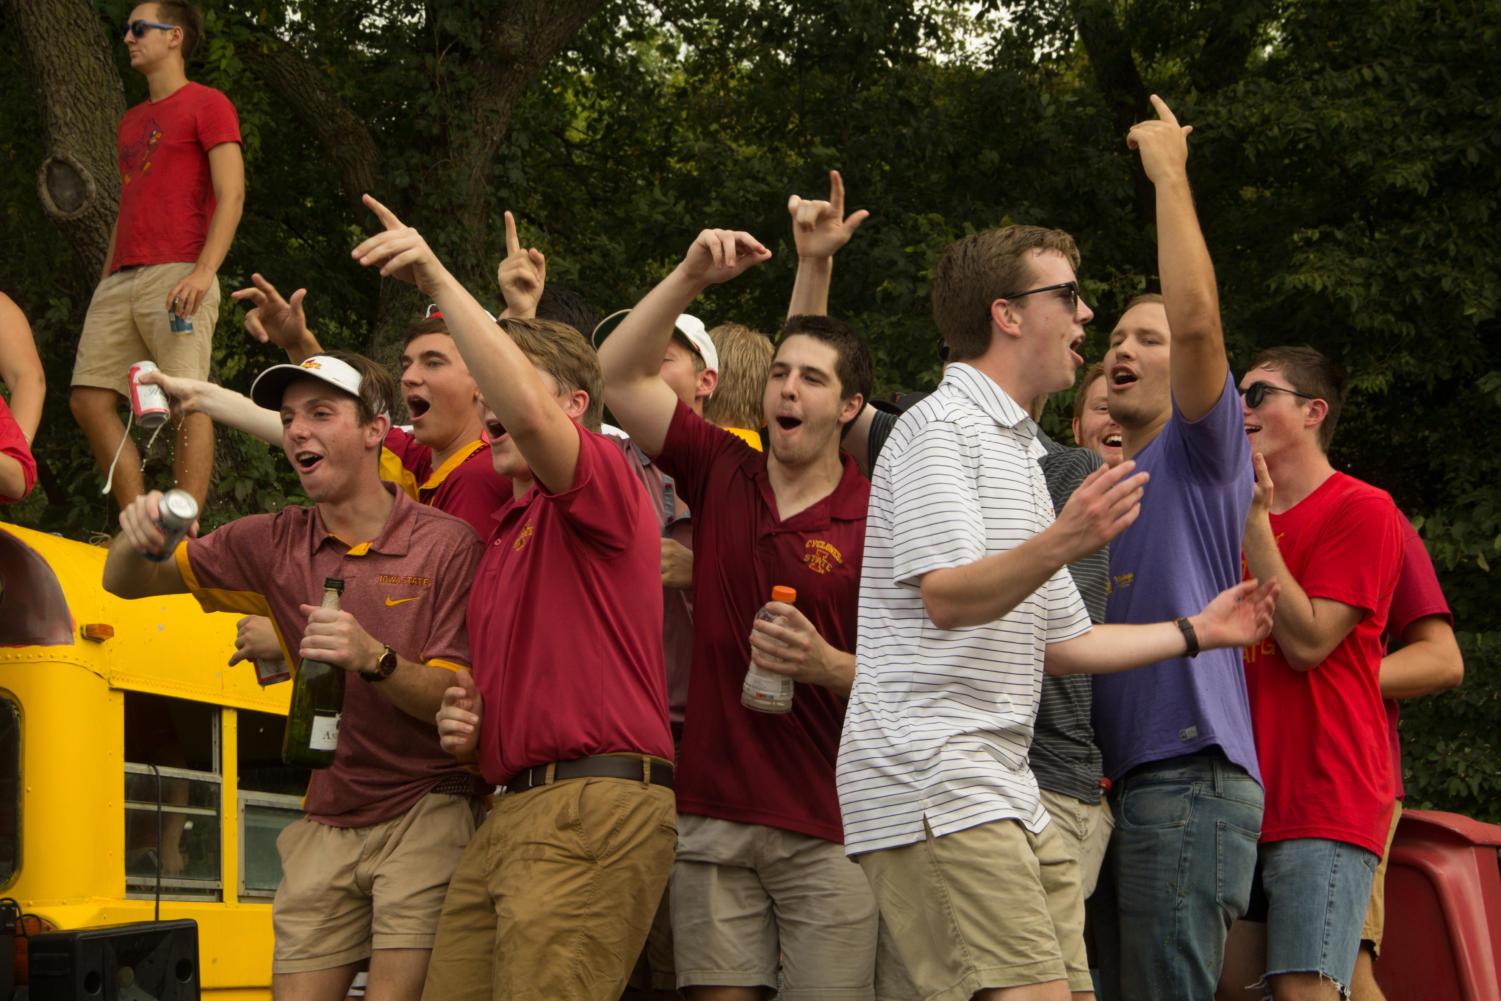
[599,227,882,999]
[349,194,675,1001]
[102,351,485,1001]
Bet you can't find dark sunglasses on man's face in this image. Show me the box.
[1003,280,1081,314]
[1240,381,1316,409]
[125,19,178,39]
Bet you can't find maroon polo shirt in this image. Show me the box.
[656,402,870,843]
[381,426,512,536]
[176,484,484,827]
[468,421,673,783]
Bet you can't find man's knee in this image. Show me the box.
[70,386,120,426]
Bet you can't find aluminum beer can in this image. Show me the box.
[128,360,170,428]
[148,488,199,563]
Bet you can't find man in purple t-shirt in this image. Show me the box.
[1087,96,1260,1000]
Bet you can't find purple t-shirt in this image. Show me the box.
[1093,372,1260,783]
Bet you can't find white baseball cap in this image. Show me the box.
[592,309,719,374]
[250,354,365,410]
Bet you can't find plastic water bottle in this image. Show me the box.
[741,585,797,714]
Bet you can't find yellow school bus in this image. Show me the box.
[0,520,294,998]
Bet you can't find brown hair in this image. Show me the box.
[499,318,604,432]
[400,316,450,347]
[321,350,398,426]
[703,323,773,429]
[779,315,873,407]
[1249,345,1347,451]
[1073,362,1107,421]
[1122,291,1164,313]
[931,225,1081,362]
[152,1,203,60]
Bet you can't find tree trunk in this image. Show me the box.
[1074,0,1154,237]
[8,0,125,293]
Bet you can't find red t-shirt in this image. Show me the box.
[381,427,511,536]
[1244,472,1404,854]
[0,396,35,502]
[656,402,869,844]
[468,422,673,783]
[1381,517,1453,800]
[177,486,484,827]
[111,82,241,272]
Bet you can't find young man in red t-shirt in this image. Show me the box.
[598,228,885,999]
[1228,346,1406,1001]
[351,196,675,1001]
[70,2,245,510]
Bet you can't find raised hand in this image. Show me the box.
[350,194,450,295]
[1126,94,1193,185]
[232,274,312,353]
[496,211,547,319]
[436,669,483,759]
[1191,577,1281,651]
[788,169,870,261]
[1249,452,1274,520]
[136,368,208,417]
[674,228,773,289]
[118,490,170,558]
[1048,460,1151,563]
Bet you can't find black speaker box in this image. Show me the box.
[24,920,198,1001]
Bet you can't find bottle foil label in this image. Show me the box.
[310,713,342,752]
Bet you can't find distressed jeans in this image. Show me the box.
[1089,751,1264,1001]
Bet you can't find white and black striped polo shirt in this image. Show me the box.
[837,363,1092,855]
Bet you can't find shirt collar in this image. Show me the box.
[944,363,1045,457]
[742,448,870,525]
[312,481,414,557]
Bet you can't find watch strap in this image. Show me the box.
[360,644,397,682]
[1175,617,1201,659]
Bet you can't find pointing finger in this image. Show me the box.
[504,211,520,257]
[362,193,402,230]
[1149,93,1177,125]
[787,194,802,219]
[829,169,846,214]
[251,272,287,306]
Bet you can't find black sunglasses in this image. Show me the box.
[1003,280,1081,313]
[125,19,178,39]
[1240,381,1317,409]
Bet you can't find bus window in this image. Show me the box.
[123,692,221,900]
[0,530,72,647]
[236,709,306,898]
[0,696,18,888]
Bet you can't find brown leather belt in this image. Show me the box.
[504,754,674,794]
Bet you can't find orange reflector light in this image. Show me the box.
[80,623,115,642]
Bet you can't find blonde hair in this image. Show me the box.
[498,318,604,431]
[703,322,773,429]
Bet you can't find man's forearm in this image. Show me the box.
[372,658,457,723]
[0,455,26,501]
[193,383,281,444]
[823,649,855,698]
[5,371,43,444]
[1045,620,1188,675]
[1381,618,1464,699]
[192,195,243,278]
[103,542,183,599]
[1156,174,1228,418]
[921,530,1069,631]
[1243,516,1334,669]
[599,268,704,384]
[787,256,832,319]
[100,220,119,282]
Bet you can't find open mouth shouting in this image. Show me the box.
[1243,421,1263,438]
[294,450,325,475]
[1103,432,1123,450]
[774,415,804,433]
[406,393,432,423]
[1068,333,1086,368]
[1109,364,1139,391]
[481,414,508,446]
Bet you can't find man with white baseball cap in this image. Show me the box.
[104,348,486,1001]
[595,309,719,413]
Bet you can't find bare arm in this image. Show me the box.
[353,195,581,493]
[1241,454,1363,670]
[1381,615,1464,699]
[100,219,119,282]
[597,229,772,456]
[298,602,458,722]
[166,142,246,319]
[1129,96,1226,422]
[0,293,45,442]
[921,461,1148,631]
[785,169,868,320]
[748,601,856,697]
[104,492,191,599]
[497,211,546,320]
[0,456,26,501]
[138,369,281,444]
[1046,578,1277,675]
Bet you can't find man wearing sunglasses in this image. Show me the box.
[70,1,244,511]
[1087,96,1263,1001]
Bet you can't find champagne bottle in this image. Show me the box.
[741,585,798,714]
[281,578,346,768]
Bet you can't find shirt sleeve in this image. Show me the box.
[655,400,747,514]
[379,427,428,501]
[888,419,987,586]
[175,514,277,616]
[1297,488,1405,619]
[194,86,242,150]
[418,528,483,671]
[1386,518,1452,640]
[1170,370,1252,486]
[1044,562,1093,644]
[538,422,649,554]
[0,397,36,502]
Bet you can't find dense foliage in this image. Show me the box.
[1,0,1496,818]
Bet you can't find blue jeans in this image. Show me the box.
[1253,838,1379,992]
[1090,752,1263,1001]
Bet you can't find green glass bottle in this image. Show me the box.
[281,578,346,768]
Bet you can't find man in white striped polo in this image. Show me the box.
[836,223,1280,1001]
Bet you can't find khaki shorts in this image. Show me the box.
[627,882,675,992]
[421,775,676,1001]
[858,817,1091,999]
[1040,787,1115,899]
[73,262,219,395]
[272,792,479,973]
[1360,801,1404,954]
[671,813,883,1000]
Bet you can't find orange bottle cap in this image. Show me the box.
[771,585,797,603]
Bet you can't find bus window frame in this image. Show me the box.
[237,789,303,899]
[0,694,19,890]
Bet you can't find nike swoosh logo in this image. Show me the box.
[385,595,420,607]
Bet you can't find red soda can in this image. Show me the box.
[128,361,170,428]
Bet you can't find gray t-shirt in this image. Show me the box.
[867,407,1108,802]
